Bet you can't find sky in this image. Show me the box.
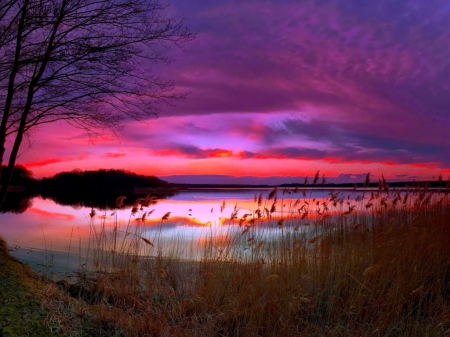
[13,0,450,184]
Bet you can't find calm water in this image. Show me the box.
[0,188,370,273]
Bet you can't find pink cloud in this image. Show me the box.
[102,152,126,159]
[23,155,89,168]
[24,158,66,168]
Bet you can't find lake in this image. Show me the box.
[0,187,420,275]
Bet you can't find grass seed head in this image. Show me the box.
[89,208,96,218]
[141,237,154,246]
[158,269,167,278]
[299,297,311,303]
[364,172,370,187]
[410,286,424,296]
[308,235,322,245]
[266,274,280,281]
[116,196,126,208]
[268,187,277,200]
[363,264,382,277]
[351,223,363,232]
[313,170,320,186]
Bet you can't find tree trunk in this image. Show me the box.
[0,0,28,183]
[0,0,61,207]
[0,112,27,206]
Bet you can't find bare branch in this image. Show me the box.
[0,0,194,205]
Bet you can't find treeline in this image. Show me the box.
[2,166,169,192]
[0,165,36,213]
[1,165,35,189]
[39,169,168,193]
[1,167,176,211]
[38,169,175,208]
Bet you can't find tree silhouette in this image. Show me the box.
[0,164,34,188]
[38,169,175,209]
[0,0,194,205]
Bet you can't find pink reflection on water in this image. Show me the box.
[0,191,351,251]
[1,188,418,267]
[0,198,93,252]
[132,199,262,227]
[28,207,77,221]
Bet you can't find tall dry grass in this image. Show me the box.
[66,176,450,336]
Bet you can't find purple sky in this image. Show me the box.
[17,0,450,183]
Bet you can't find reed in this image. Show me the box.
[67,179,450,336]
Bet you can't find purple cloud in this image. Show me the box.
[156,1,450,162]
[15,0,450,180]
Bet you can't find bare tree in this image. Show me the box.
[0,0,194,205]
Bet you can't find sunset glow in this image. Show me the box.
[11,0,450,183]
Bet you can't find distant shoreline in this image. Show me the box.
[173,179,447,191]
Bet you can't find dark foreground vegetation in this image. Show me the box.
[2,175,449,336]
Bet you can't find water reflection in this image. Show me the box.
[0,186,178,214]
[38,188,178,209]
[0,189,336,262]
[0,192,34,213]
[0,187,439,272]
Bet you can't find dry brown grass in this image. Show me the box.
[63,180,450,336]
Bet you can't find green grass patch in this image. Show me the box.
[0,237,61,336]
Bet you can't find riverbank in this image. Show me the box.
[0,236,60,336]
[0,237,105,336]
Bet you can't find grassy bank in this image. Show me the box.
[0,236,134,336]
[0,237,60,336]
